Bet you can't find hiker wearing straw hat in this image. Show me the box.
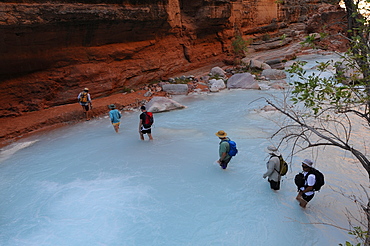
[263,145,282,190]
[108,104,121,133]
[215,130,233,169]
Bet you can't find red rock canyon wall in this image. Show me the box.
[0,0,342,117]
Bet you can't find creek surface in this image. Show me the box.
[0,54,368,245]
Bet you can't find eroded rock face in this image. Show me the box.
[0,0,343,117]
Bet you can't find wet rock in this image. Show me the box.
[241,58,271,70]
[261,69,287,80]
[227,73,260,89]
[209,79,226,90]
[161,84,189,95]
[210,67,226,78]
[269,80,289,89]
[145,96,186,112]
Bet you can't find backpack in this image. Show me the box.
[294,168,325,191]
[310,168,325,191]
[79,92,88,103]
[143,112,154,128]
[294,173,305,189]
[222,140,238,156]
[273,155,288,176]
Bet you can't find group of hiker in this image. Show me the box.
[77,88,154,140]
[107,104,154,140]
[215,130,325,209]
[78,88,324,208]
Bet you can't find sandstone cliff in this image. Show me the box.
[0,0,344,118]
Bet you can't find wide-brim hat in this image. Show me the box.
[108,104,116,109]
[84,87,89,91]
[302,159,313,167]
[265,145,280,156]
[215,130,227,138]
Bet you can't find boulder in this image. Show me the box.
[261,69,287,80]
[241,58,271,70]
[260,105,277,112]
[209,83,220,92]
[269,80,289,89]
[227,73,260,89]
[209,79,226,90]
[162,84,189,95]
[145,96,186,112]
[210,66,226,78]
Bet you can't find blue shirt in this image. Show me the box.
[109,109,121,123]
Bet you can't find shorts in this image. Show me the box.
[302,193,315,202]
[219,158,231,169]
[141,128,151,134]
[268,179,280,190]
[112,122,120,126]
[81,104,89,111]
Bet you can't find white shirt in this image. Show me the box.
[300,171,316,195]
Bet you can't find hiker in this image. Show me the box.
[296,159,316,208]
[139,106,153,140]
[215,130,233,169]
[77,87,92,121]
[108,104,121,133]
[263,145,283,190]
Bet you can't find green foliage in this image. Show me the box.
[284,1,370,244]
[339,226,368,246]
[234,66,261,76]
[287,58,370,116]
[120,87,132,93]
[173,77,191,84]
[209,74,224,80]
[232,36,249,58]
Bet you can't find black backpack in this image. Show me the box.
[310,168,325,191]
[294,168,325,191]
[294,173,305,189]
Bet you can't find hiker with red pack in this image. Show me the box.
[139,106,154,141]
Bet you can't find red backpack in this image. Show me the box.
[143,112,154,128]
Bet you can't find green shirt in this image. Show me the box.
[219,138,231,160]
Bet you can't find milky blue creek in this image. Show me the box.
[0,55,367,246]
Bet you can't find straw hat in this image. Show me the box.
[302,159,313,167]
[84,87,89,91]
[215,130,227,138]
[264,145,280,156]
[108,104,116,109]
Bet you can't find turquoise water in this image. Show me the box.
[0,88,367,245]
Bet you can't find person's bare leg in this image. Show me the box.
[114,125,119,133]
[297,196,307,208]
[140,132,144,140]
[86,111,90,121]
[148,133,153,140]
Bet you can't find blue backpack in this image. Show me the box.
[223,140,238,156]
